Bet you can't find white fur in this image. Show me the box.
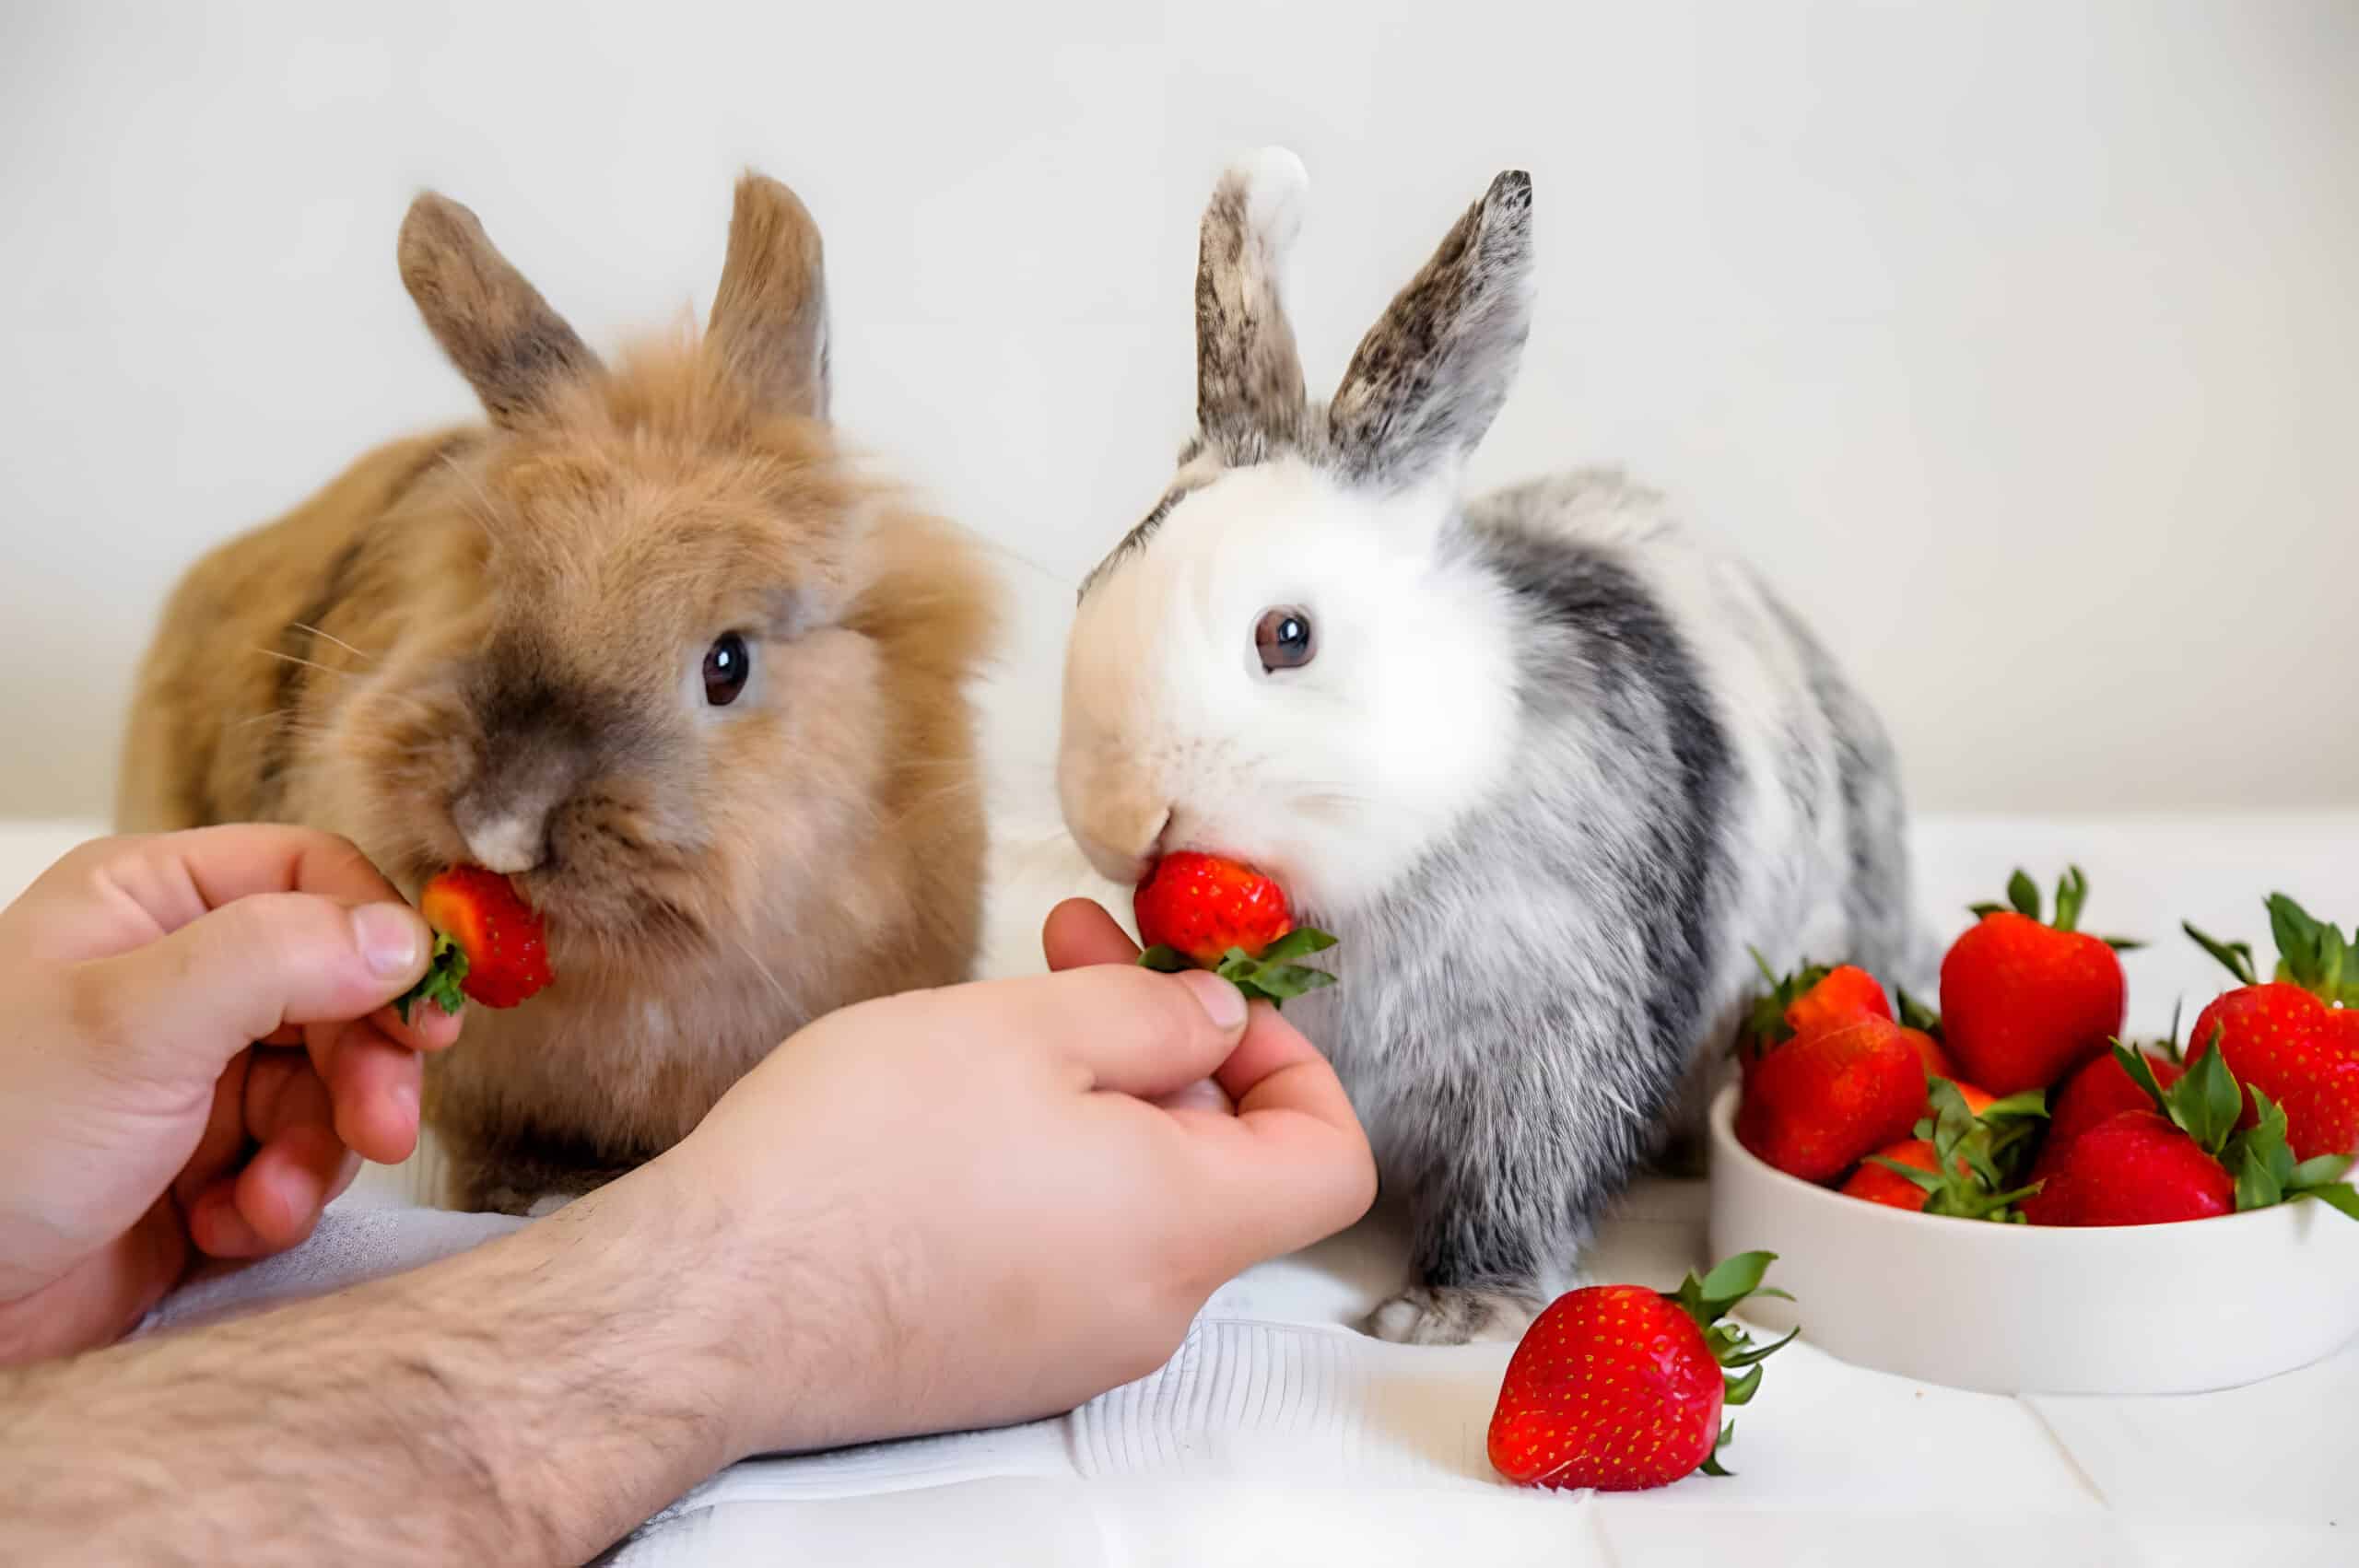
[1059,457,1521,917]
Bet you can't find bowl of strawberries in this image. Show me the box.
[1708,870,2359,1396]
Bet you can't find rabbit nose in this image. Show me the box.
[453,792,554,874]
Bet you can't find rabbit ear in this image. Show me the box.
[398,193,599,427]
[1328,170,1533,490]
[708,172,830,421]
[1195,147,1309,462]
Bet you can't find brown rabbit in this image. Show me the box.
[118,173,1000,1213]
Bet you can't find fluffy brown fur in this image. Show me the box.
[118,174,1000,1212]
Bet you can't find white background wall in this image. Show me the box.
[2,0,2353,822]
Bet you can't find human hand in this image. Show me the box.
[671,896,1377,1457]
[0,825,464,1363]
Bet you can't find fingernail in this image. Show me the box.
[1177,969,1249,1032]
[352,903,422,979]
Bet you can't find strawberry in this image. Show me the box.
[393,865,554,1020]
[1733,954,1890,1080]
[1735,1015,1926,1184]
[2020,1110,2235,1226]
[2184,895,2359,1160]
[2036,1047,2184,1178]
[1844,1078,2047,1218]
[1895,989,1960,1082]
[1488,1251,1793,1491]
[1941,867,2136,1094]
[1841,1139,1953,1211]
[1133,851,1336,1006]
[2023,1044,2359,1225]
[1784,964,1890,1038]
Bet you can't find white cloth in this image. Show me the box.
[8,813,2357,1566]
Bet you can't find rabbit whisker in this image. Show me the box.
[288,622,377,663]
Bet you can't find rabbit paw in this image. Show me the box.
[1360,1284,1539,1345]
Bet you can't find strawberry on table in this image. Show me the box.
[1488,1252,1793,1491]
[393,864,555,1021]
[1941,867,2136,1094]
[2183,895,2359,1160]
[1133,851,1336,1006]
[1735,1014,1926,1183]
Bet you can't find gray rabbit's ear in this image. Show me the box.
[398,193,600,427]
[1194,147,1309,463]
[1328,170,1533,489]
[708,172,830,421]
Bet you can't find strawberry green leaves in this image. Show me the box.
[1138,926,1338,1008]
[1660,1250,1795,1480]
[1970,865,2142,950]
[2186,894,2359,1004]
[393,931,468,1024]
[1869,1078,2049,1221]
[2113,1039,2359,1223]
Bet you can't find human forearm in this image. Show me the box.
[0,1162,771,1566]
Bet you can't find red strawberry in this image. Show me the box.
[1488,1252,1791,1491]
[394,865,554,1019]
[1735,1015,1926,1183]
[2036,1048,2185,1178]
[1133,851,1336,1006]
[2184,896,2359,1160]
[2020,1110,2235,1226]
[1941,867,2134,1094]
[1785,965,1890,1037]
[1903,1026,1959,1084]
[1843,1078,2047,1218]
[1841,1139,1953,1211]
[2024,1043,2359,1226]
[1733,955,1890,1081]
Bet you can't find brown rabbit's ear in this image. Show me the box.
[1194,147,1309,464]
[707,172,830,421]
[397,193,599,426]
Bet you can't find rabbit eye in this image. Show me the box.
[1253,606,1315,673]
[701,632,752,707]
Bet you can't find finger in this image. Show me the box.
[229,1127,348,1252]
[173,1047,257,1213]
[375,996,464,1054]
[305,1016,424,1164]
[915,961,1249,1098]
[76,825,410,932]
[186,1179,265,1258]
[1179,1005,1378,1265]
[234,1063,348,1253]
[72,892,434,1080]
[1042,898,1140,970]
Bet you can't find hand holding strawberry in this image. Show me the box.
[1133,851,1336,1007]
[1488,1252,1794,1491]
[393,865,554,1021]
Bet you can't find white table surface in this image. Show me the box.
[7,813,2356,1567]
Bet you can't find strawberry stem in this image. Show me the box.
[393,932,468,1024]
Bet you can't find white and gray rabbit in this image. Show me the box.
[1055,148,1919,1345]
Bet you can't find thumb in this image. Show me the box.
[73,895,432,1076]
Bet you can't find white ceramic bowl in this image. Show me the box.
[1706,1083,2359,1394]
